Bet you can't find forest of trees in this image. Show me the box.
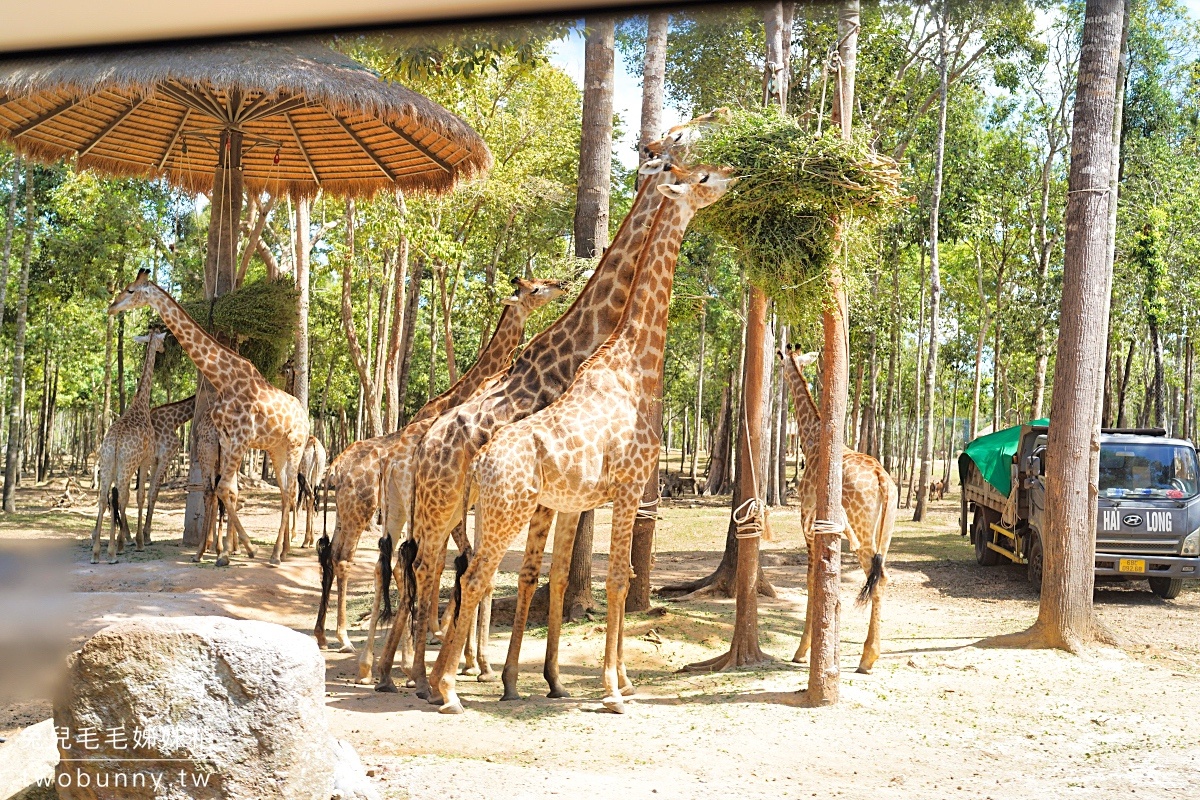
[0,0,1196,515]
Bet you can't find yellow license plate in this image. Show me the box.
[1118,558,1146,574]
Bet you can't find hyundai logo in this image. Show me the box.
[1122,514,1143,527]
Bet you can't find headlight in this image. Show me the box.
[1184,528,1200,556]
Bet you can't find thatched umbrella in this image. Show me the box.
[0,37,491,292]
[0,37,491,544]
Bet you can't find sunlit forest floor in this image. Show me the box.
[1,475,1198,798]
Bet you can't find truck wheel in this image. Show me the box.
[1026,533,1043,593]
[973,508,1002,566]
[1148,577,1183,600]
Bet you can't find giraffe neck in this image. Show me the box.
[599,198,695,396]
[512,168,668,376]
[784,367,822,456]
[417,301,527,421]
[152,395,196,430]
[129,341,160,413]
[145,285,256,390]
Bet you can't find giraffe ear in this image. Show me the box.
[776,349,785,362]
[500,294,519,307]
[657,183,687,199]
[135,268,151,284]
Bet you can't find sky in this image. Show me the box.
[548,24,687,171]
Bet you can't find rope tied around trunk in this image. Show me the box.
[812,518,846,536]
[636,496,661,521]
[733,496,764,539]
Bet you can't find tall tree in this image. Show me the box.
[914,3,950,522]
[341,200,384,438]
[993,0,1126,652]
[2,164,34,512]
[629,11,669,614]
[293,194,312,411]
[564,16,617,616]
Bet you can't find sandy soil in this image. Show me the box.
[1,477,1198,799]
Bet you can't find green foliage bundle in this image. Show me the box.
[157,278,299,381]
[690,107,906,316]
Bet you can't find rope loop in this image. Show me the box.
[812,518,846,536]
[636,496,661,521]
[734,496,764,539]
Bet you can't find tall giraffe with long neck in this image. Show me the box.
[314,276,566,661]
[139,393,195,543]
[778,346,896,674]
[373,152,680,697]
[91,328,167,563]
[108,270,310,567]
[427,165,734,715]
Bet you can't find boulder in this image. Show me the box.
[0,719,57,799]
[328,740,380,800]
[53,617,335,800]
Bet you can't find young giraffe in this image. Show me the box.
[314,277,567,656]
[374,153,681,698]
[430,165,734,715]
[108,270,309,567]
[778,346,897,674]
[91,329,167,563]
[138,393,195,543]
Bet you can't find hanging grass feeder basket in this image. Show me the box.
[690,106,908,317]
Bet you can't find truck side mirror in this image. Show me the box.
[1029,455,1043,477]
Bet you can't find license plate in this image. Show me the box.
[1118,558,1146,574]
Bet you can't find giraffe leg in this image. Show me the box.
[501,506,555,701]
[143,458,167,544]
[333,559,357,652]
[857,549,886,674]
[193,486,216,563]
[543,511,580,699]
[793,535,817,663]
[267,445,302,566]
[356,557,384,681]
[601,492,637,714]
[135,466,147,550]
[432,550,506,715]
[91,473,111,565]
[215,447,252,567]
[378,527,444,696]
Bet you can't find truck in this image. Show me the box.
[958,420,1200,599]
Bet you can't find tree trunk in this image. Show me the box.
[116,312,126,415]
[993,0,1126,653]
[293,194,311,411]
[101,314,113,432]
[396,256,424,426]
[806,0,858,706]
[385,194,409,433]
[884,249,900,472]
[627,11,669,614]
[3,164,34,512]
[573,16,615,258]
[1116,338,1133,427]
[705,376,734,495]
[341,201,383,439]
[436,264,458,385]
[691,300,707,483]
[914,8,948,523]
[562,510,596,619]
[970,245,989,440]
[0,158,18,330]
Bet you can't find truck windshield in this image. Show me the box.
[1099,443,1200,499]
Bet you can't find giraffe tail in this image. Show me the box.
[399,538,418,624]
[451,545,472,623]
[378,533,395,622]
[316,532,335,627]
[110,487,122,529]
[857,553,884,606]
[297,472,311,506]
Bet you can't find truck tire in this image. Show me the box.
[973,508,1002,566]
[1148,577,1183,600]
[1026,533,1043,593]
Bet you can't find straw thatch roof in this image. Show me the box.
[0,38,492,197]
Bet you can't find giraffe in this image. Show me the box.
[190,398,253,565]
[290,435,327,550]
[373,152,682,698]
[138,393,195,543]
[90,328,167,563]
[427,165,734,714]
[777,346,897,674]
[314,277,568,658]
[108,269,310,567]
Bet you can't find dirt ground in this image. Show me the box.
[1,477,1198,799]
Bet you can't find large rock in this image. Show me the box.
[53,617,335,800]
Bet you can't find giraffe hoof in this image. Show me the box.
[500,689,521,702]
[426,693,444,706]
[338,642,357,654]
[477,669,497,683]
[855,665,873,675]
[245,548,257,559]
[355,675,375,686]
[415,687,431,700]
[215,556,230,567]
[546,687,570,699]
[374,679,398,694]
[267,557,281,568]
[438,701,464,715]
[619,683,636,697]
[601,697,626,714]
[90,557,99,565]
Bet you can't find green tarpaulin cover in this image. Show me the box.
[959,419,1049,496]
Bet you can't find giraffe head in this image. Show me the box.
[108,268,155,315]
[644,107,731,162]
[778,344,819,379]
[131,328,168,354]
[656,164,736,211]
[500,276,569,317]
